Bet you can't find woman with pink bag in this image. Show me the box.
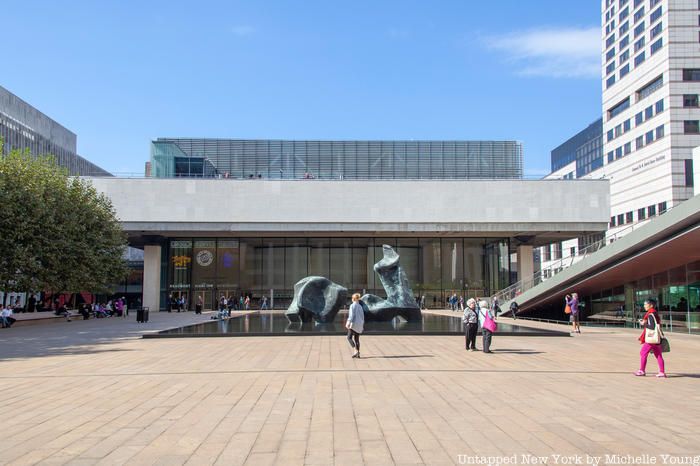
[478,300,497,353]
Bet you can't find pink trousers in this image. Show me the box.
[640,343,665,373]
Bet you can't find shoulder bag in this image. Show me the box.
[645,314,662,345]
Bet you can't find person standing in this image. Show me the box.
[346,293,365,358]
[565,293,580,333]
[509,301,519,319]
[244,295,250,310]
[195,295,203,315]
[463,298,479,351]
[477,300,495,353]
[635,298,667,378]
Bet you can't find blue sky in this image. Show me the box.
[2,0,602,176]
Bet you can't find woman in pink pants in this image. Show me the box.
[635,298,666,378]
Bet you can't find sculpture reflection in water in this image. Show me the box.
[285,245,422,324]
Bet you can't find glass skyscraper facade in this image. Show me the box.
[0,85,110,176]
[151,138,523,180]
[550,118,603,177]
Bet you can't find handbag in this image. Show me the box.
[645,314,661,345]
[483,310,497,333]
[660,337,670,353]
[564,304,571,314]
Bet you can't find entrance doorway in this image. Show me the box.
[168,290,189,312]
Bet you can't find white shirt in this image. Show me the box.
[1,308,12,317]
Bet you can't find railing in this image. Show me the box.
[492,203,679,307]
[78,173,606,181]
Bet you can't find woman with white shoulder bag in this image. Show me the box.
[635,298,667,378]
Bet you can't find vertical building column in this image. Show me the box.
[516,245,534,285]
[143,245,162,312]
[693,147,700,197]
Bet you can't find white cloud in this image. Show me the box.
[483,27,601,78]
[231,25,255,37]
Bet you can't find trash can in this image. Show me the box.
[136,307,150,323]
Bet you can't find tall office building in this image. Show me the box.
[601,0,696,235]
[0,85,110,176]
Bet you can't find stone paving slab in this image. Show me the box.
[0,313,699,465]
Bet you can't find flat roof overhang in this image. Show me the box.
[87,177,610,247]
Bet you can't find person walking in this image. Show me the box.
[261,296,268,310]
[195,295,203,314]
[463,298,479,351]
[635,298,667,378]
[477,300,495,353]
[509,301,519,319]
[346,293,365,358]
[565,293,580,333]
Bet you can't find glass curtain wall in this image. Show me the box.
[166,237,511,310]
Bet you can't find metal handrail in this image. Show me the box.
[492,203,679,307]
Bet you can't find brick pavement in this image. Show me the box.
[0,312,698,465]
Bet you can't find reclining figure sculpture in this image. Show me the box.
[286,245,421,323]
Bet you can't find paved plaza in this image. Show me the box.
[0,312,699,465]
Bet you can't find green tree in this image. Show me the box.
[0,139,127,306]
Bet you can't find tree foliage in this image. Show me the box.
[0,140,127,301]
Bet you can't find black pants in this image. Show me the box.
[195,304,202,314]
[482,329,493,353]
[464,322,478,349]
[347,329,360,351]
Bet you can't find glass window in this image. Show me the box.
[684,120,700,134]
[284,238,309,291]
[308,238,330,281]
[419,238,442,301]
[607,62,616,75]
[617,213,625,225]
[261,238,284,292]
[624,142,632,154]
[648,204,657,217]
[606,34,616,48]
[608,151,615,162]
[636,135,644,149]
[682,69,700,81]
[620,34,630,50]
[634,37,646,53]
[638,75,663,100]
[650,38,663,54]
[650,22,662,39]
[658,201,667,214]
[634,21,645,38]
[169,240,192,292]
[620,21,630,36]
[610,216,616,227]
[634,51,646,66]
[615,124,622,137]
[645,106,654,119]
[634,7,645,22]
[620,63,630,78]
[216,239,240,291]
[441,239,465,293]
[606,48,616,62]
[626,211,634,223]
[686,159,695,187]
[616,147,623,159]
[607,129,615,142]
[396,238,419,293]
[649,6,662,23]
[608,97,630,119]
[649,0,660,7]
[638,207,646,220]
[619,6,629,20]
[607,75,616,89]
[624,119,631,132]
[329,238,353,289]
[192,239,217,294]
[635,112,644,125]
[683,94,699,107]
[655,99,664,113]
[645,130,654,144]
[655,125,664,139]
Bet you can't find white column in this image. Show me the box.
[516,245,534,284]
[143,245,162,312]
[693,146,700,197]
